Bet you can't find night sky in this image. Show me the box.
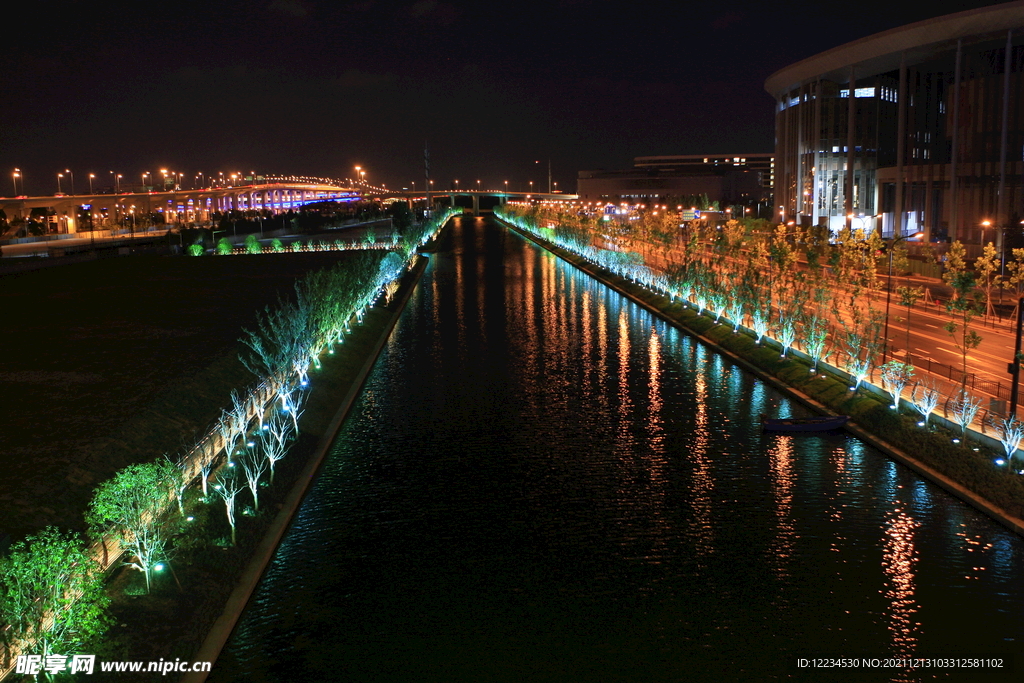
[0,0,1009,196]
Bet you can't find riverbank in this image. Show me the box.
[81,254,434,681]
[0,251,359,539]
[181,253,431,682]
[494,215,1024,537]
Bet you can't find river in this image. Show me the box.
[209,216,1024,682]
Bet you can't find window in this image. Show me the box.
[839,87,876,98]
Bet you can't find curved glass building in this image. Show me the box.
[766,1,1024,251]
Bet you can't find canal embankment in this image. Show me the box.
[494,214,1024,537]
[180,252,432,682]
[0,216,453,681]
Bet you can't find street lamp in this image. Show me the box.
[88,173,95,194]
[65,169,74,195]
[57,173,64,194]
[12,168,20,196]
[881,231,924,365]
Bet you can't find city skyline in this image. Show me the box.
[0,0,1008,196]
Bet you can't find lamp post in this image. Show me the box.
[88,174,95,194]
[57,173,64,194]
[65,169,74,195]
[881,231,924,365]
[12,168,20,196]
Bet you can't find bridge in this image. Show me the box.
[376,189,578,214]
[0,178,580,235]
[0,180,361,234]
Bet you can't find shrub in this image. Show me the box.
[244,234,260,254]
[270,238,284,253]
[188,244,204,256]
[216,238,232,255]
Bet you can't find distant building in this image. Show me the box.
[766,1,1024,246]
[577,153,774,212]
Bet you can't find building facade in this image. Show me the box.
[577,153,773,212]
[766,1,1024,248]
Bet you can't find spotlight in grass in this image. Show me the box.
[917,421,925,427]
[186,516,194,522]
[953,438,961,444]
[996,459,1006,465]
[154,563,165,572]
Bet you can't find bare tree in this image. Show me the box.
[949,390,983,439]
[911,380,941,427]
[212,465,244,546]
[260,408,295,484]
[880,361,915,410]
[993,415,1024,467]
[238,444,269,513]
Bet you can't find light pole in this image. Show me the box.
[88,174,95,194]
[882,231,924,365]
[57,173,64,194]
[12,168,20,196]
[65,169,74,195]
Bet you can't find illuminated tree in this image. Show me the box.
[949,390,983,439]
[238,443,269,513]
[943,241,984,392]
[212,464,244,546]
[801,286,832,373]
[1002,247,1024,319]
[994,415,1024,466]
[880,360,915,410]
[0,528,111,667]
[895,285,923,354]
[88,462,174,593]
[973,241,999,317]
[259,408,295,484]
[911,380,941,427]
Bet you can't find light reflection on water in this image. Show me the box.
[212,217,1024,682]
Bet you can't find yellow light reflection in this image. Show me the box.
[882,508,921,670]
[767,435,796,577]
[689,354,715,559]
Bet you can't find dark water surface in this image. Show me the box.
[211,217,1024,682]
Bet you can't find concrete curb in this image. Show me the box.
[497,216,1024,538]
[180,254,431,682]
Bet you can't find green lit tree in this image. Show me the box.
[0,528,111,673]
[87,462,174,593]
[974,241,999,317]
[942,241,984,392]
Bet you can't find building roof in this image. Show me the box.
[764,1,1024,97]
